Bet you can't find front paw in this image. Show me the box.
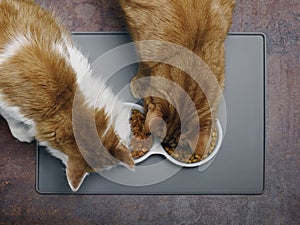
[130,68,150,99]
[7,122,34,143]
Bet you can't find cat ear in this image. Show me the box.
[66,157,89,192]
[113,144,135,170]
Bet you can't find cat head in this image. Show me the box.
[44,105,135,192]
[65,142,134,192]
[130,68,218,157]
[145,97,212,156]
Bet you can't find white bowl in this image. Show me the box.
[126,102,223,172]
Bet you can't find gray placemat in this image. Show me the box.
[36,32,265,194]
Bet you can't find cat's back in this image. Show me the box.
[0,0,65,46]
[0,0,76,118]
[121,0,235,49]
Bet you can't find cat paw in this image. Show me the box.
[8,124,34,143]
[12,130,34,143]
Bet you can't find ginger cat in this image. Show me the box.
[120,0,235,156]
[0,0,134,191]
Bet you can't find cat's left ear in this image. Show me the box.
[66,157,89,192]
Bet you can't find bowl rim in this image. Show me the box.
[125,102,223,167]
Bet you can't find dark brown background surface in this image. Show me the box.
[0,0,299,224]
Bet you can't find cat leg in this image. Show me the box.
[0,101,36,142]
[5,118,35,143]
[197,0,236,78]
[191,0,235,156]
[130,64,151,99]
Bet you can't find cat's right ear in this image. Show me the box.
[66,157,89,192]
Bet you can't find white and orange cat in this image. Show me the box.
[0,0,134,191]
